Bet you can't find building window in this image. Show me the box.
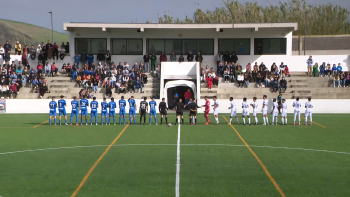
[254,38,287,55]
[75,38,107,55]
[147,39,214,55]
[218,39,250,55]
[111,39,142,55]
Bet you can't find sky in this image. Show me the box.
[1,0,349,33]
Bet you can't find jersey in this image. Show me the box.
[90,101,98,114]
[149,100,157,116]
[293,101,302,112]
[252,102,259,112]
[230,101,236,112]
[119,99,126,115]
[58,99,66,111]
[282,103,288,116]
[175,102,185,113]
[80,99,89,111]
[204,100,210,113]
[101,102,108,116]
[159,102,168,111]
[262,99,268,111]
[273,102,279,112]
[242,101,250,116]
[128,99,136,109]
[71,100,79,115]
[109,101,116,116]
[305,101,313,112]
[140,101,148,111]
[213,100,219,115]
[49,101,57,116]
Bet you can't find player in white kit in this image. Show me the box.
[271,98,279,125]
[242,97,251,125]
[261,95,269,125]
[212,96,219,124]
[292,97,302,125]
[228,97,240,125]
[250,97,259,125]
[304,97,313,125]
[281,99,288,125]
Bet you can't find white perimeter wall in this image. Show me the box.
[5,99,350,114]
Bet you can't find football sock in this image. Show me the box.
[140,116,142,123]
[113,117,116,124]
[109,117,111,124]
[229,118,232,123]
[192,117,195,123]
[149,117,152,124]
[298,114,300,123]
[189,118,192,123]
[195,118,197,123]
[49,118,51,124]
[85,118,87,124]
[65,119,67,124]
[95,116,97,124]
[181,118,184,124]
[310,115,312,123]
[101,117,104,124]
[263,117,266,124]
[266,117,269,124]
[255,117,258,123]
[133,116,136,124]
[143,116,146,123]
[272,116,274,123]
[70,116,73,124]
[54,118,56,124]
[285,118,287,124]
[275,116,277,124]
[248,118,251,124]
[155,117,157,124]
[59,119,61,125]
[129,116,132,124]
[243,118,245,124]
[165,117,168,123]
[175,118,178,124]
[293,114,296,123]
[161,118,163,124]
[123,117,125,124]
[236,117,240,123]
[215,117,218,123]
[281,118,284,124]
[119,117,121,124]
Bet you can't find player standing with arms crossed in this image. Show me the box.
[58,95,68,125]
[175,98,185,125]
[139,97,148,125]
[250,97,258,125]
[261,95,269,125]
[128,96,137,125]
[212,96,219,124]
[149,97,157,125]
[242,97,251,125]
[101,98,108,125]
[90,97,98,125]
[228,97,240,125]
[80,95,89,125]
[70,96,79,125]
[202,96,210,125]
[119,96,126,125]
[271,98,279,125]
[304,97,313,125]
[281,99,288,125]
[108,98,117,125]
[292,97,301,125]
[49,97,57,125]
[159,98,168,125]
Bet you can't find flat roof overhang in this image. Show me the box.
[63,23,298,32]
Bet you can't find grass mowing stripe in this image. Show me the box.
[70,124,129,197]
[222,116,286,197]
[176,117,181,197]
[33,120,49,128]
[300,116,326,128]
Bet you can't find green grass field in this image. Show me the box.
[1,113,350,197]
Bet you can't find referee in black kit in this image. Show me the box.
[185,98,201,125]
[175,98,185,125]
[159,98,168,125]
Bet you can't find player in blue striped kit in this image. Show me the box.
[90,97,98,125]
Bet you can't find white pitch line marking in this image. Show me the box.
[175,117,181,197]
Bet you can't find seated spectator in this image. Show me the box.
[9,82,18,98]
[92,76,98,93]
[264,72,270,88]
[337,63,342,74]
[252,66,258,82]
[326,63,331,77]
[134,77,143,93]
[279,62,286,77]
[206,75,213,91]
[62,63,67,74]
[332,64,337,76]
[333,74,340,88]
[110,74,116,87]
[170,51,177,62]
[105,85,112,98]
[51,62,58,77]
[246,63,252,75]
[345,72,350,87]
[259,62,266,71]
[217,62,224,76]
[16,66,23,79]
[223,68,230,83]
[122,74,129,85]
[114,80,121,93]
[72,62,79,72]
[59,46,66,61]
[15,41,22,55]
[271,76,279,93]
[44,62,51,77]
[32,78,39,91]
[340,72,345,88]
[200,68,206,82]
[10,72,17,82]
[118,84,126,94]
[178,55,184,62]
[313,63,319,77]
[229,67,235,83]
[273,64,279,76]
[122,67,129,75]
[237,73,244,88]
[1,84,9,98]
[123,61,129,70]
[79,89,85,99]
[85,89,93,99]
[141,72,148,84]
[139,62,145,73]
[16,78,22,93]
[117,62,123,71]
[244,73,250,88]
[155,64,161,80]
[76,75,82,87]
[279,76,287,92]
[284,65,290,77]
[235,66,242,80]
[72,70,77,81]
[160,52,167,62]
[319,62,325,77]
[211,70,219,86]
[127,78,134,93]
[256,72,263,88]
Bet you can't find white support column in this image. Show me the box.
[250,37,255,55]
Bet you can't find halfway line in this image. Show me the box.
[300,116,326,128]
[223,116,286,197]
[33,120,49,128]
[175,117,181,197]
[70,124,129,197]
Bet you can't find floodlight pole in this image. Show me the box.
[304,11,309,56]
[49,11,53,43]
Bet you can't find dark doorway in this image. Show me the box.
[167,86,194,109]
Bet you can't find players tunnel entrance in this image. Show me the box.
[163,80,197,109]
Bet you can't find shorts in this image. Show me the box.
[282,112,287,117]
[189,111,197,116]
[91,112,98,117]
[150,110,156,116]
[129,108,135,116]
[262,109,268,115]
[213,109,219,116]
[59,109,66,116]
[160,110,167,115]
[119,109,125,116]
[140,109,146,115]
[204,111,209,116]
[242,110,249,116]
[273,111,278,117]
[109,111,116,117]
[71,110,79,116]
[253,110,258,117]
[81,110,88,116]
[305,111,312,117]
[230,111,237,117]
[101,111,108,117]
[176,111,184,116]
[49,111,57,116]
[294,111,300,115]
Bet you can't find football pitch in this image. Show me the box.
[1,113,350,197]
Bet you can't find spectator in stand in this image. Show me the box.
[139,62,145,73]
[118,84,126,94]
[246,63,252,78]
[170,51,177,62]
[333,74,340,88]
[319,62,325,77]
[52,42,59,60]
[36,44,42,56]
[160,52,167,63]
[195,52,203,68]
[38,51,45,65]
[215,52,221,65]
[4,41,12,54]
[59,46,66,61]
[105,84,112,98]
[122,67,129,76]
[122,74,129,85]
[23,66,30,79]
[1,84,10,99]
[211,70,219,86]
[200,68,206,82]
[134,76,143,93]
[187,51,194,62]
[97,50,105,64]
[117,62,123,71]
[332,64,337,77]
[264,71,270,88]
[87,51,94,66]
[256,72,263,88]
[155,64,161,80]
[9,82,18,98]
[51,62,58,77]
[150,52,156,72]
[217,62,223,77]
[47,46,53,61]
[29,45,36,60]
[229,67,235,83]
[4,49,10,63]
[44,62,51,77]
[16,66,23,79]
[337,63,342,74]
[313,63,319,77]
[345,72,350,87]
[178,55,184,62]
[306,56,313,77]
[271,63,277,74]
[230,52,238,64]
[223,68,230,83]
[127,78,134,93]
[252,65,258,82]
[222,51,230,64]
[21,52,28,66]
[141,52,149,73]
[235,66,242,80]
[271,76,279,93]
[279,62,286,77]
[62,63,67,74]
[244,73,250,88]
[16,78,22,93]
[0,45,4,59]
[105,50,111,65]
[65,42,69,54]
[279,76,287,92]
[206,74,213,91]
[66,63,72,75]
[326,63,331,77]
[23,45,30,57]
[237,73,244,88]
[259,62,266,71]
[340,72,345,88]
[141,71,147,84]
[184,89,192,104]
[80,51,87,65]
[15,41,22,55]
